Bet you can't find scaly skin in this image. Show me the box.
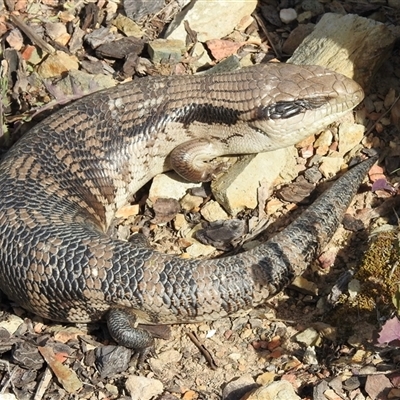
[0,63,368,352]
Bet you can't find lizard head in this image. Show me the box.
[245,63,364,150]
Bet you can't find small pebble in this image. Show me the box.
[280,8,297,24]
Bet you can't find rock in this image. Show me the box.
[151,198,181,224]
[323,389,343,400]
[297,11,313,23]
[260,4,282,27]
[96,37,144,60]
[256,372,276,386]
[112,14,144,38]
[156,349,182,364]
[0,314,24,335]
[245,380,301,400]
[288,13,396,87]
[343,376,361,391]
[180,193,203,211]
[328,376,346,399]
[124,0,165,21]
[211,147,297,215]
[115,204,140,219]
[95,346,132,378]
[301,0,324,16]
[6,28,23,50]
[191,42,212,70]
[84,27,115,50]
[174,213,189,232]
[302,346,318,365]
[45,22,69,46]
[295,328,321,347]
[37,51,79,79]
[312,322,337,342]
[148,39,185,64]
[148,172,202,202]
[365,375,393,399]
[21,45,42,65]
[185,241,216,258]
[318,156,344,178]
[348,279,361,299]
[55,70,116,96]
[125,375,164,400]
[289,276,319,296]
[196,219,246,250]
[282,24,315,55]
[105,384,119,396]
[200,200,229,222]
[314,129,333,155]
[313,381,329,400]
[205,54,241,74]
[279,9,297,24]
[222,374,258,400]
[277,176,315,203]
[304,166,322,184]
[165,0,257,42]
[206,39,243,61]
[68,26,85,53]
[265,198,284,215]
[338,122,365,156]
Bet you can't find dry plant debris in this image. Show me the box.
[1,0,400,399]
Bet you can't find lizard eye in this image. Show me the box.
[262,98,328,119]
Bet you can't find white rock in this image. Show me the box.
[318,156,344,178]
[280,8,297,24]
[303,346,319,365]
[338,122,365,156]
[125,376,163,400]
[295,328,321,347]
[228,352,242,360]
[165,0,257,42]
[0,314,24,335]
[200,200,229,222]
[0,395,18,400]
[211,147,297,215]
[148,171,202,202]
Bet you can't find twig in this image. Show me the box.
[10,15,55,55]
[33,367,53,400]
[253,12,281,59]
[187,331,218,370]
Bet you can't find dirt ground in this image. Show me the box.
[1,0,400,399]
